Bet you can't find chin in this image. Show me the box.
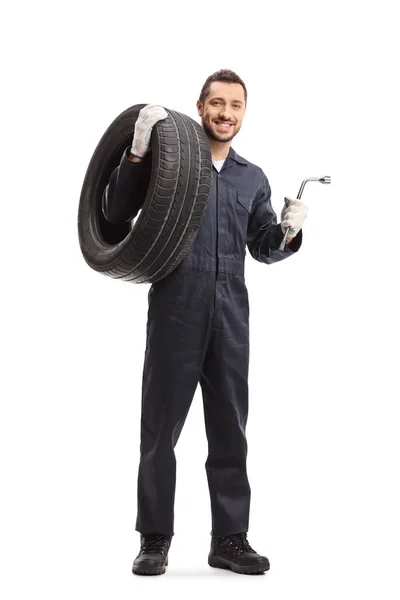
[213,133,236,143]
[211,127,237,143]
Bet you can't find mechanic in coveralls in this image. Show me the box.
[102,69,307,576]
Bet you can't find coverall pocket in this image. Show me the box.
[237,192,254,214]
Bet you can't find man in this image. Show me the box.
[102,69,307,576]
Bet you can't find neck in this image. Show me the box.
[208,138,231,161]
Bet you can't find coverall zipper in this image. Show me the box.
[216,172,219,278]
[212,170,220,315]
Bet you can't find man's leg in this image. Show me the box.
[200,274,251,537]
[135,271,214,537]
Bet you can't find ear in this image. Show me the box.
[196,99,203,117]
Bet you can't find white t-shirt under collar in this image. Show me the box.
[212,159,225,172]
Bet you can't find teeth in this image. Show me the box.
[216,122,231,127]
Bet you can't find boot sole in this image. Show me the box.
[132,566,166,576]
[132,557,168,576]
[208,555,270,574]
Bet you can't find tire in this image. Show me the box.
[77,104,212,284]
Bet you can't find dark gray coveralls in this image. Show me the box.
[103,145,303,537]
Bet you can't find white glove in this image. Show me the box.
[280,197,308,237]
[130,104,168,158]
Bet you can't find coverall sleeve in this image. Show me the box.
[102,146,152,224]
[247,170,303,264]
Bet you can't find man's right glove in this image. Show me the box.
[130,104,168,158]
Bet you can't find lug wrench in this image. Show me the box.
[279,176,331,251]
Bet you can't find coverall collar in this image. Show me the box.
[228,147,248,165]
[215,147,248,172]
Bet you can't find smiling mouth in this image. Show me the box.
[214,121,234,130]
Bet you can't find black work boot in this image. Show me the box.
[208,532,270,574]
[132,533,171,576]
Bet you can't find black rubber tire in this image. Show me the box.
[77,104,212,284]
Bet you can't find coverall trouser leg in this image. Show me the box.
[200,272,251,536]
[135,271,214,537]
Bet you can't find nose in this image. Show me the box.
[219,108,232,121]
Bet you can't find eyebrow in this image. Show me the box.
[210,97,243,104]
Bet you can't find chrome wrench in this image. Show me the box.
[279,176,331,251]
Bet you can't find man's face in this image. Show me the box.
[197,81,246,143]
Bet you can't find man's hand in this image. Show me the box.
[280,197,308,238]
[130,104,168,159]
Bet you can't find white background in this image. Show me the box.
[1,0,399,598]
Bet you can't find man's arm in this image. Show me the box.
[247,171,302,264]
[102,147,151,224]
[102,105,168,224]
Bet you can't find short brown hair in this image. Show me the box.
[199,69,247,106]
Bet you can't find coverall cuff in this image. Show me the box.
[121,146,150,165]
[268,224,302,253]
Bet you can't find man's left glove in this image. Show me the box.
[280,197,308,237]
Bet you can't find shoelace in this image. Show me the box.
[141,534,170,555]
[219,532,256,556]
